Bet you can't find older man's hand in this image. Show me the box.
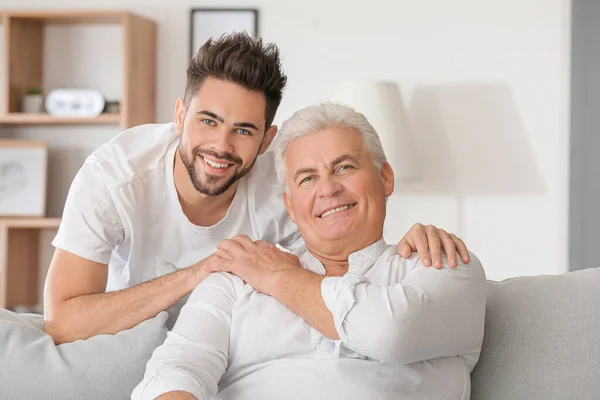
[397,223,470,269]
[204,235,303,296]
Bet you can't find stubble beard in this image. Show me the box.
[179,144,258,197]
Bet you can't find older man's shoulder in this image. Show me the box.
[378,245,486,281]
[377,245,420,268]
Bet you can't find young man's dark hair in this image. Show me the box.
[184,32,287,128]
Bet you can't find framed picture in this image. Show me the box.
[0,140,48,217]
[190,8,259,59]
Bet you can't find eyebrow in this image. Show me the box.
[197,110,224,123]
[293,167,318,182]
[233,122,259,131]
[197,110,259,131]
[330,154,360,167]
[292,154,360,182]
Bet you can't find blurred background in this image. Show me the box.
[0,0,596,312]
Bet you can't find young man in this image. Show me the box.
[43,33,470,344]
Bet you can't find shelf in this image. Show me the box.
[0,217,61,229]
[0,217,60,310]
[0,9,156,310]
[3,10,128,24]
[1,9,155,127]
[0,113,121,125]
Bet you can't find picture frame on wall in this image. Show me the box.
[0,140,48,217]
[190,8,259,59]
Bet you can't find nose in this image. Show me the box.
[317,175,343,198]
[210,128,234,155]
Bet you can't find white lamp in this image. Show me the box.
[329,81,418,181]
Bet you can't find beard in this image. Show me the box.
[179,144,258,196]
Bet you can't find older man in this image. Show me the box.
[132,103,487,400]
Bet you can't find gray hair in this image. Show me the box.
[274,102,387,193]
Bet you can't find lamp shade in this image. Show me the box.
[329,81,418,181]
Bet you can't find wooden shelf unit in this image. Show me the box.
[0,10,157,311]
[0,10,157,130]
[0,218,61,309]
[0,113,121,125]
[0,218,61,229]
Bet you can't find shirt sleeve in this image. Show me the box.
[131,272,239,400]
[321,252,487,367]
[51,159,124,264]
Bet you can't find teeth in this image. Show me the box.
[320,204,355,218]
[203,156,230,169]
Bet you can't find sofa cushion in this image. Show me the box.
[0,308,168,400]
[471,267,600,400]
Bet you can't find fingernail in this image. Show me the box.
[424,257,431,265]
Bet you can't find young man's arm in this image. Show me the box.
[43,157,208,344]
[43,249,210,345]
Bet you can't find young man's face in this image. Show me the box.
[175,77,277,196]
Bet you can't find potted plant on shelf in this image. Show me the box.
[21,87,44,114]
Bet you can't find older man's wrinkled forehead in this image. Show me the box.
[285,128,372,176]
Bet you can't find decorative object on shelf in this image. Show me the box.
[44,88,105,117]
[190,8,258,59]
[21,87,44,114]
[104,100,121,114]
[0,140,48,217]
[0,10,156,129]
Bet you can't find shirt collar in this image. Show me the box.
[300,238,389,276]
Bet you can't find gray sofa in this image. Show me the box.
[471,267,600,399]
[1,268,599,399]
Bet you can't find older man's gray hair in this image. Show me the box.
[274,102,387,193]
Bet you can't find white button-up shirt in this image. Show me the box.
[132,239,487,400]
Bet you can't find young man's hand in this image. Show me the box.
[204,235,303,296]
[397,223,470,268]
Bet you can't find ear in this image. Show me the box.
[381,161,395,197]
[258,125,278,155]
[174,98,186,134]
[283,192,296,223]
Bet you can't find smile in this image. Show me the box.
[202,156,232,169]
[319,203,356,218]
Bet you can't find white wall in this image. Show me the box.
[0,0,571,285]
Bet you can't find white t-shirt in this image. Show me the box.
[52,122,304,294]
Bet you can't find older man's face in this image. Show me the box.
[283,127,394,246]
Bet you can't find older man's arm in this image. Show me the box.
[321,252,487,366]
[267,253,486,366]
[206,237,486,367]
[131,272,238,400]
